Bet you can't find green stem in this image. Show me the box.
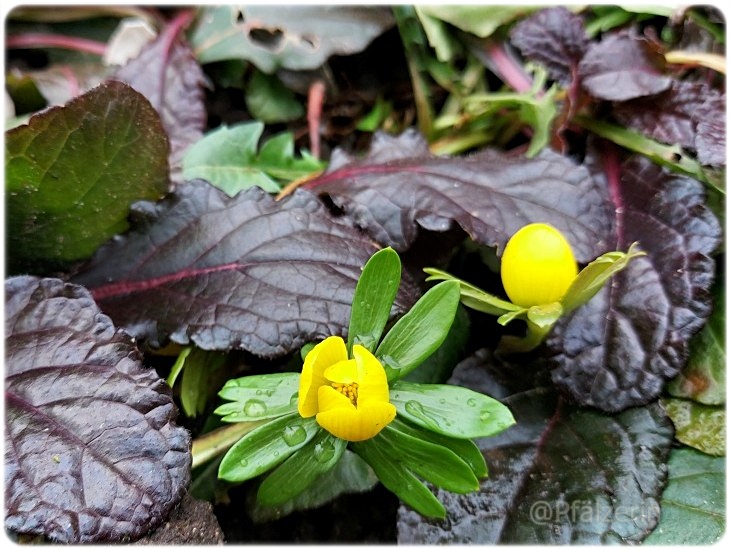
[191,421,266,469]
[498,320,553,354]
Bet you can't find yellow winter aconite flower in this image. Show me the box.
[501,223,578,308]
[298,336,396,442]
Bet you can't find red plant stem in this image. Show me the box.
[307,80,326,160]
[602,143,625,247]
[6,32,107,56]
[486,41,534,94]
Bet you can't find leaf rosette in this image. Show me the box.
[214,248,515,518]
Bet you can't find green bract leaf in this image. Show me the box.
[378,424,479,494]
[256,431,347,507]
[424,267,520,316]
[416,5,538,38]
[353,437,446,519]
[247,450,378,522]
[347,247,402,353]
[561,242,646,314]
[390,380,515,439]
[5,81,169,274]
[377,280,461,381]
[390,417,487,478]
[661,398,725,456]
[644,448,725,544]
[215,373,300,422]
[218,414,318,482]
[181,121,323,196]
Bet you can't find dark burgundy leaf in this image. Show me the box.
[613,81,726,166]
[693,88,726,166]
[578,32,672,101]
[306,130,614,263]
[72,181,414,357]
[547,155,721,412]
[397,350,674,544]
[509,6,589,85]
[113,12,207,183]
[4,277,190,543]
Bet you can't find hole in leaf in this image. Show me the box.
[249,27,285,50]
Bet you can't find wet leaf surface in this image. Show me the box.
[396,349,674,544]
[4,276,190,543]
[5,81,169,274]
[72,181,417,357]
[642,447,725,544]
[306,130,613,261]
[547,155,721,412]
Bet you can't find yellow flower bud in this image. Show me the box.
[500,223,578,307]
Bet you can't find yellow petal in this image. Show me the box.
[317,385,355,413]
[501,223,578,307]
[323,359,358,384]
[317,402,396,442]
[352,345,390,405]
[298,336,347,417]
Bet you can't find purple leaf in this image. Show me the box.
[113,11,207,183]
[578,32,672,101]
[4,276,190,543]
[306,130,614,262]
[72,181,414,357]
[613,81,726,166]
[509,6,589,85]
[547,155,721,412]
[397,350,674,544]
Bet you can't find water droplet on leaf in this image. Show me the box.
[314,440,336,463]
[404,400,440,430]
[282,425,307,447]
[467,398,477,407]
[244,399,267,417]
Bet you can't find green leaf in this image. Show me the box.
[526,302,563,328]
[5,81,169,274]
[180,349,229,418]
[347,247,402,353]
[352,437,446,519]
[643,448,725,544]
[668,279,725,405]
[192,421,267,469]
[424,267,520,316]
[248,450,378,522]
[256,431,346,507]
[390,380,515,439]
[390,417,487,479]
[661,398,725,456]
[167,347,191,387]
[245,69,304,123]
[561,242,646,315]
[378,424,479,494]
[377,280,461,381]
[417,5,539,37]
[215,373,300,422]
[404,305,470,384]
[181,121,323,196]
[218,414,318,482]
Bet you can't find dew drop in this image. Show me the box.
[314,440,336,463]
[479,409,491,422]
[282,425,307,447]
[239,458,248,467]
[404,400,440,430]
[467,398,477,407]
[244,399,267,417]
[290,392,299,406]
[439,398,447,404]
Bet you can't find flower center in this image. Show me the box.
[332,381,359,406]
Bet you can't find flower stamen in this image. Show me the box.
[332,382,358,405]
